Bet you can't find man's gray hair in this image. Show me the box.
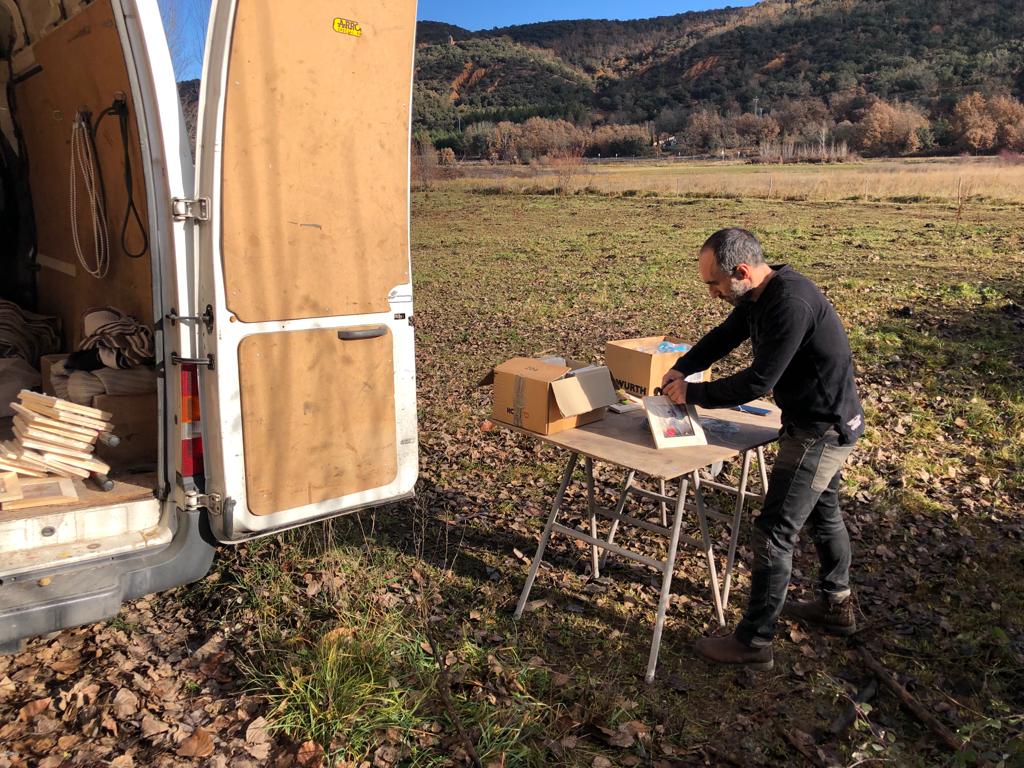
[702,228,765,272]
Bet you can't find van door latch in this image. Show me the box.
[171,196,210,221]
[171,353,215,370]
[166,305,214,333]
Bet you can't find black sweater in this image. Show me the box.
[672,265,865,444]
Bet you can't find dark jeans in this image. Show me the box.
[736,425,856,648]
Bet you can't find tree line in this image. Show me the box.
[420,91,1024,162]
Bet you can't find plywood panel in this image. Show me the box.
[238,327,398,515]
[15,0,152,348]
[220,0,415,322]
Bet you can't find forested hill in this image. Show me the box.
[413,0,1024,146]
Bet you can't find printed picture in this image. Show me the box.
[642,396,708,449]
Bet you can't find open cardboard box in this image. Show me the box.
[605,335,711,397]
[485,357,618,435]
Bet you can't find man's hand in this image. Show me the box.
[662,375,688,405]
[661,369,684,389]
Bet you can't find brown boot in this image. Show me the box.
[783,594,856,636]
[694,632,774,671]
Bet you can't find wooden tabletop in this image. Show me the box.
[506,401,782,480]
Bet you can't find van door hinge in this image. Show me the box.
[171,196,210,221]
[192,492,222,514]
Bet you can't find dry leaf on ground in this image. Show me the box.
[18,697,51,721]
[112,688,139,718]
[140,714,169,738]
[297,740,325,767]
[177,727,215,757]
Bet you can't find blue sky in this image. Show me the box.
[157,1,757,81]
[417,1,758,31]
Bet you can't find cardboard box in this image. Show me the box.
[93,392,158,471]
[39,354,69,396]
[605,335,710,398]
[488,357,618,435]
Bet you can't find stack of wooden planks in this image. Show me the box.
[1,390,112,481]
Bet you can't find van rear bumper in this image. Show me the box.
[0,507,215,652]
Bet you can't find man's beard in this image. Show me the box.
[723,279,754,306]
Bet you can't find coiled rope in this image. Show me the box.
[69,111,110,279]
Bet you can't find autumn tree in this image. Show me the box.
[683,109,726,151]
[952,93,998,152]
[588,124,650,157]
[987,95,1024,151]
[519,117,587,158]
[493,121,524,162]
[856,100,929,155]
[731,113,781,146]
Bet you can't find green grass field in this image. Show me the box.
[186,187,1023,766]
[6,182,1019,767]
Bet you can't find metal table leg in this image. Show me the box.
[693,471,726,627]
[585,457,600,579]
[757,445,770,497]
[599,469,636,571]
[721,449,753,608]
[514,452,579,620]
[645,474,689,683]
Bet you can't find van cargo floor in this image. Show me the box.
[0,470,168,578]
[0,471,157,523]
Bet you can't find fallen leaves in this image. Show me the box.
[140,714,169,738]
[176,727,215,757]
[17,697,51,721]
[111,688,139,719]
[297,740,325,767]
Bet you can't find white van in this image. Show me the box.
[0,0,418,651]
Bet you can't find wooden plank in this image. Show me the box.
[0,477,78,511]
[15,400,109,431]
[0,459,48,478]
[9,403,102,439]
[3,443,88,479]
[41,452,110,475]
[19,390,112,421]
[0,472,23,503]
[13,418,96,450]
[14,435,96,462]
[1,442,54,473]
[38,461,88,480]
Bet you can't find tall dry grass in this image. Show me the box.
[444,156,1024,203]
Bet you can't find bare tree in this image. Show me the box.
[158,0,210,82]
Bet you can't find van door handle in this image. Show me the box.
[338,326,387,341]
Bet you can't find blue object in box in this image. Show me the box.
[657,341,690,354]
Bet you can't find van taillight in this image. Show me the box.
[180,363,205,480]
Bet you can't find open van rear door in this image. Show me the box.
[191,0,418,541]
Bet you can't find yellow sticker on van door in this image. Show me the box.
[333,17,362,36]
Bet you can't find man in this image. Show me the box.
[662,227,864,670]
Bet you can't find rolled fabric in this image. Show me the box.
[78,307,154,369]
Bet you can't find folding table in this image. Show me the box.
[509,401,782,682]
